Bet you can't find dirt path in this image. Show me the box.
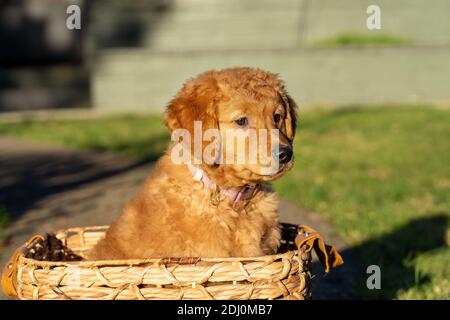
[0,136,358,300]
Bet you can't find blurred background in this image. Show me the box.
[0,0,449,300]
[1,0,450,113]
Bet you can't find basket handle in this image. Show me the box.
[295,225,344,273]
[1,234,47,297]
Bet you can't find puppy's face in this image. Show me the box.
[215,91,295,182]
[165,68,297,186]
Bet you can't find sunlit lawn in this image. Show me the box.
[0,115,169,162]
[274,106,450,299]
[0,106,448,299]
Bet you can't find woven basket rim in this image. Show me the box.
[18,250,299,267]
[18,224,300,267]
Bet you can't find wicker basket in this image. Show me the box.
[1,223,343,300]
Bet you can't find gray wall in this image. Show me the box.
[91,0,450,113]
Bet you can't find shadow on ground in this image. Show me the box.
[0,145,148,222]
[313,214,448,299]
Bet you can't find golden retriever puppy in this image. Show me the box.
[87,67,297,260]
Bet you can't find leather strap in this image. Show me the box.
[295,225,344,273]
[1,234,46,297]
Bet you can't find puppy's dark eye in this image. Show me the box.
[274,114,281,123]
[234,117,248,126]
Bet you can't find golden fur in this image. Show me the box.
[87,67,297,260]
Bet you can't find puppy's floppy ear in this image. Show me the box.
[262,71,297,141]
[165,77,220,134]
[165,76,221,165]
[282,93,298,141]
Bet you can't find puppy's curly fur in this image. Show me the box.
[87,67,297,260]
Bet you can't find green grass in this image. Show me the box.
[0,115,169,162]
[314,33,412,47]
[274,106,450,299]
[0,106,448,299]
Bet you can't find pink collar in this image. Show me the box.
[187,163,259,204]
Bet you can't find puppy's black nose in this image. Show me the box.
[275,146,293,164]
